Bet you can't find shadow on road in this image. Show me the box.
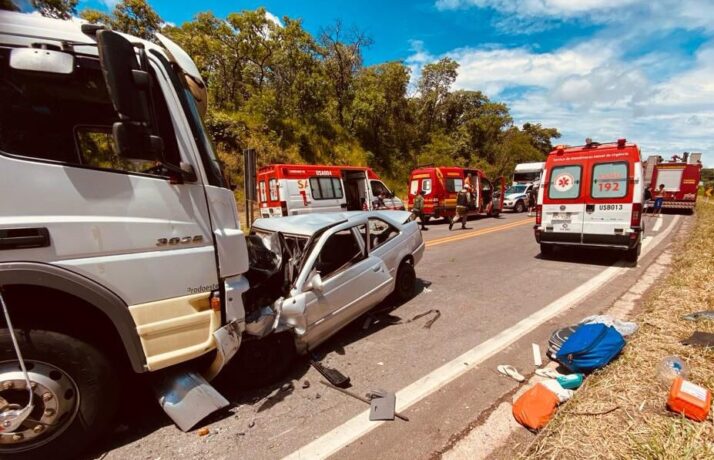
[85,278,433,459]
[535,246,626,267]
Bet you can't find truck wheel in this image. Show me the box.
[540,244,554,257]
[514,200,526,213]
[625,243,641,264]
[0,329,118,460]
[393,261,417,302]
[229,332,296,389]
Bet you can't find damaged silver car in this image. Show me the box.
[234,211,424,384]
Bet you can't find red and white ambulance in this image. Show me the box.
[534,138,644,262]
[257,164,404,217]
[407,166,505,222]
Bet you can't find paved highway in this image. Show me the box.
[91,211,683,460]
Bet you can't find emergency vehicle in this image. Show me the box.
[257,164,404,217]
[407,166,505,222]
[644,153,702,212]
[534,139,644,262]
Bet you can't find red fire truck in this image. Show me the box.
[407,166,505,223]
[257,164,404,217]
[644,153,702,212]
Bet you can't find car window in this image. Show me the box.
[548,165,582,200]
[314,227,365,279]
[409,180,419,195]
[592,162,628,199]
[259,180,267,202]
[422,179,432,193]
[369,218,399,250]
[310,177,343,200]
[0,50,179,175]
[370,180,390,197]
[446,178,463,193]
[269,178,279,201]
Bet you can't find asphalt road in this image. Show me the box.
[90,210,683,460]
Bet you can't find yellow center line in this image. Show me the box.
[425,218,533,248]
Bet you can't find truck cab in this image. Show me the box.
[534,139,644,262]
[0,11,249,458]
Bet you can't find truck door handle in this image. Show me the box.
[586,204,595,213]
[0,228,50,250]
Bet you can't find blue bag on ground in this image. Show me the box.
[555,323,625,373]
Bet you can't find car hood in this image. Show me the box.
[505,193,527,201]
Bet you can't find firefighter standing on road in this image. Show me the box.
[449,186,470,230]
[411,190,427,230]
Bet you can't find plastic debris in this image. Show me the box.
[667,377,711,422]
[657,356,689,387]
[580,315,638,337]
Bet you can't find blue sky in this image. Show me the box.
[79,0,713,165]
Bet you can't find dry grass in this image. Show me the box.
[523,202,714,460]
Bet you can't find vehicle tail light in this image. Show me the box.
[535,205,542,225]
[280,201,288,217]
[210,291,221,312]
[631,203,642,228]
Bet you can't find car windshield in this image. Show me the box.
[506,185,527,194]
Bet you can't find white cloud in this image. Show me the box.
[100,0,120,8]
[264,11,284,28]
[408,37,714,165]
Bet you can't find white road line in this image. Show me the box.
[652,215,664,232]
[285,216,681,460]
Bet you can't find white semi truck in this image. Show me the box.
[0,11,253,458]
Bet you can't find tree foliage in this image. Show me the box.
[73,2,560,193]
[31,0,77,19]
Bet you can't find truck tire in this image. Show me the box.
[393,260,417,302]
[514,200,526,213]
[540,244,554,257]
[0,329,118,460]
[625,243,641,264]
[229,332,296,389]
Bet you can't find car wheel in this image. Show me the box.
[540,244,554,257]
[394,261,417,302]
[229,332,296,389]
[625,243,641,264]
[0,329,118,460]
[514,200,526,213]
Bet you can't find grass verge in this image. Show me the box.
[523,202,714,460]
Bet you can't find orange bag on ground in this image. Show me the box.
[667,377,711,422]
[512,383,560,430]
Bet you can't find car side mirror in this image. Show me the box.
[306,273,324,294]
[97,30,162,162]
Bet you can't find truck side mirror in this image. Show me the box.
[97,30,162,162]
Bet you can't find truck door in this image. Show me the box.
[542,165,585,238]
[583,161,631,238]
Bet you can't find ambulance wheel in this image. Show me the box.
[540,244,554,257]
[625,243,641,264]
[514,200,526,213]
[394,261,416,302]
[0,329,118,460]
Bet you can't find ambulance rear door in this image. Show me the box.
[542,164,585,239]
[582,161,633,238]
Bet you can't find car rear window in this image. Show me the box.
[548,165,581,200]
[591,162,628,199]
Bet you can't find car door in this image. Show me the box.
[297,220,391,347]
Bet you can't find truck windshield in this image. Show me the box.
[513,172,540,183]
[506,185,527,195]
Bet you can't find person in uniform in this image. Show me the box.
[410,190,427,230]
[449,186,470,230]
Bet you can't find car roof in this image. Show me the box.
[252,211,408,236]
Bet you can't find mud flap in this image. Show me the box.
[204,319,243,381]
[154,370,229,432]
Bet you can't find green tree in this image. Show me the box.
[522,122,561,155]
[32,0,77,19]
[81,0,162,40]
